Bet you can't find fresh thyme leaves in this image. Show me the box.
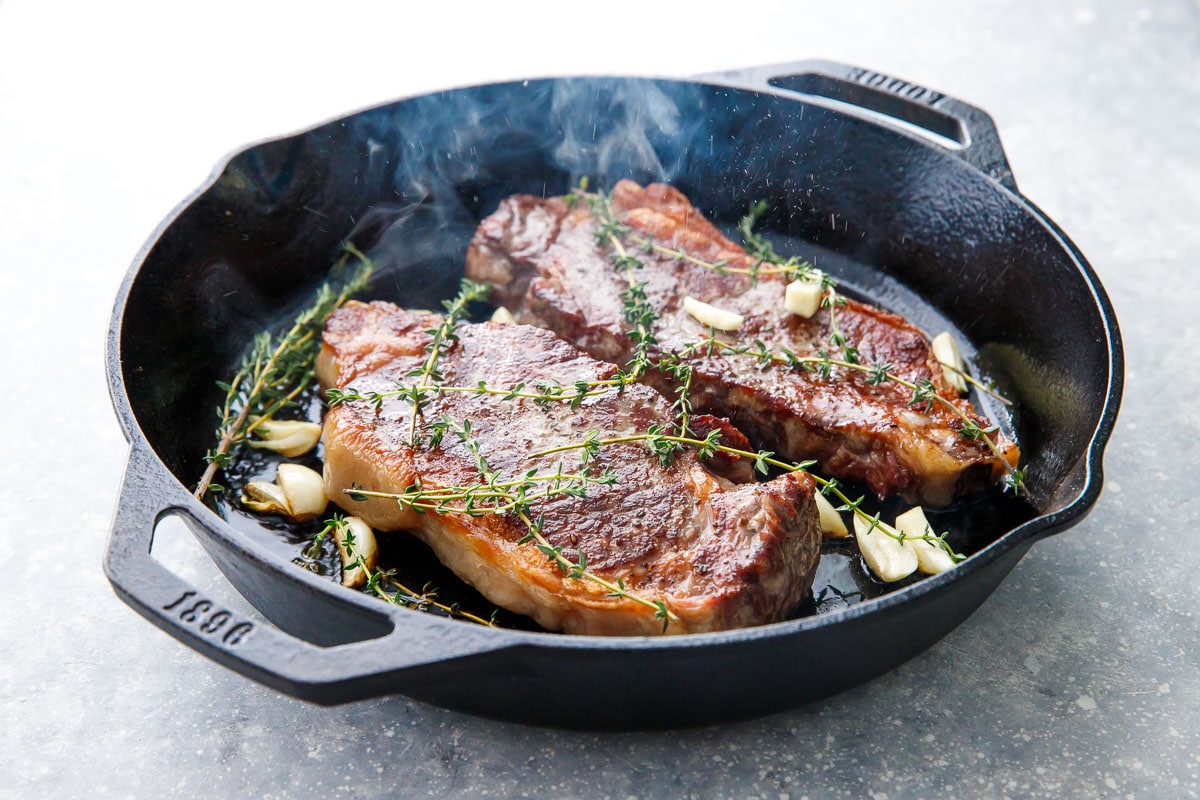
[736,199,868,366]
[345,468,618,516]
[326,374,632,413]
[938,360,1015,405]
[658,352,695,437]
[584,191,659,380]
[343,418,678,629]
[822,290,860,365]
[588,183,859,370]
[403,278,491,445]
[514,506,675,631]
[737,200,819,285]
[738,200,779,262]
[528,430,964,561]
[195,246,373,499]
[680,332,1027,496]
[584,186,815,284]
[322,514,497,626]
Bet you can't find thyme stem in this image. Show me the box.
[196,247,373,499]
[344,418,677,629]
[514,509,677,625]
[680,335,1024,494]
[404,279,490,445]
[529,432,962,560]
[327,516,497,626]
[327,375,633,411]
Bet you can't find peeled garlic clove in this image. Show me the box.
[335,516,378,588]
[683,296,744,331]
[274,463,328,521]
[894,506,957,575]
[854,513,918,582]
[814,490,848,538]
[931,332,968,395]
[784,273,824,319]
[241,480,291,515]
[490,306,516,324]
[247,417,323,458]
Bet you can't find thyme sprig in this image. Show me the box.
[822,291,860,365]
[529,431,964,561]
[327,373,635,413]
[318,514,497,626]
[680,333,1026,495]
[737,198,821,284]
[938,362,1014,406]
[196,245,373,499]
[515,507,674,628]
[402,278,491,445]
[582,184,862,368]
[346,469,619,516]
[585,190,658,380]
[658,352,695,437]
[735,200,1016,429]
[345,418,678,629]
[582,188,816,283]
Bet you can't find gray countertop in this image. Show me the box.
[2,1,1195,797]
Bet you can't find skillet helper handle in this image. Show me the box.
[104,443,500,704]
[707,59,1017,192]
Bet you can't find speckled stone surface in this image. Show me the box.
[1,1,1195,798]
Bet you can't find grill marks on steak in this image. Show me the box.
[318,301,822,635]
[466,180,1019,506]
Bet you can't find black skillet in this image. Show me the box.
[105,61,1122,728]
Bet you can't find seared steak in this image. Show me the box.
[318,301,821,635]
[466,180,1019,506]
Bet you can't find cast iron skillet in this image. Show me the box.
[105,61,1122,728]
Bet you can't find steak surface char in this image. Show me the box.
[318,301,822,635]
[466,180,1019,506]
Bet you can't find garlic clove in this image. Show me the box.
[784,273,824,319]
[854,513,918,582]
[894,506,957,575]
[335,516,378,588]
[931,331,968,395]
[247,417,323,458]
[241,480,291,516]
[814,490,849,538]
[275,463,328,521]
[490,306,517,324]
[683,296,744,331]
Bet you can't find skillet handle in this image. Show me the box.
[702,59,1018,192]
[104,443,505,704]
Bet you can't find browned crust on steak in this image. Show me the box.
[319,301,822,635]
[465,180,1019,505]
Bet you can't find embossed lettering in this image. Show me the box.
[223,622,254,646]
[199,610,231,634]
[162,590,196,611]
[180,599,212,623]
[848,68,943,106]
[162,590,255,647]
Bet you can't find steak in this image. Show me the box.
[318,301,822,635]
[466,180,1020,506]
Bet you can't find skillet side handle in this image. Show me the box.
[103,444,503,704]
[703,59,1018,192]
